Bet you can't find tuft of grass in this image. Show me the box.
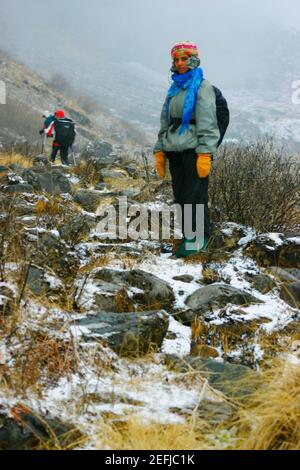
[0,152,33,168]
[99,417,210,450]
[235,360,300,450]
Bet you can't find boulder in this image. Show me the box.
[82,140,117,163]
[245,273,276,294]
[22,168,71,194]
[24,229,79,279]
[75,309,169,356]
[0,405,81,450]
[26,265,66,302]
[209,222,250,251]
[280,281,300,309]
[245,234,300,268]
[165,355,259,399]
[76,268,174,313]
[58,212,95,245]
[267,267,300,283]
[74,189,116,212]
[180,283,261,324]
[101,169,129,179]
[3,184,34,194]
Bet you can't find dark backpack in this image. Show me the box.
[54,118,76,145]
[212,86,230,147]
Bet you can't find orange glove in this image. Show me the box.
[196,154,212,178]
[154,151,166,178]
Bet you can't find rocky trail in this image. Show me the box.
[0,151,300,449]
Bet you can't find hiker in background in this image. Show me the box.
[39,111,55,136]
[153,41,227,258]
[46,109,76,165]
[39,111,55,154]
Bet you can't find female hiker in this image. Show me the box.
[153,41,220,258]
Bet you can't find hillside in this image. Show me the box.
[0,50,149,152]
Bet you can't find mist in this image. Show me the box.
[1,0,300,88]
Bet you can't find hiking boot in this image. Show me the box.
[175,236,209,258]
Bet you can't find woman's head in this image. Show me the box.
[171,41,200,74]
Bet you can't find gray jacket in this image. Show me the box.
[154,79,220,157]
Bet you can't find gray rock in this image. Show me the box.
[74,189,114,212]
[0,284,16,316]
[267,267,300,283]
[245,273,276,294]
[197,399,236,425]
[24,229,79,279]
[94,182,107,191]
[32,156,52,170]
[0,408,81,450]
[165,355,259,399]
[22,168,71,194]
[75,310,169,356]
[26,265,66,302]
[245,234,300,269]
[76,268,174,313]
[83,140,116,163]
[278,243,300,269]
[3,184,34,194]
[172,275,194,283]
[284,268,300,281]
[101,169,128,179]
[280,281,300,308]
[58,213,95,245]
[182,283,261,324]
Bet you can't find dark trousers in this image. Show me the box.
[167,149,211,239]
[51,142,70,165]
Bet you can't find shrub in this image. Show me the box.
[210,138,300,232]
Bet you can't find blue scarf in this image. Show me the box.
[166,67,204,134]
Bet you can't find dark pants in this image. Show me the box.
[166,149,211,239]
[51,142,70,165]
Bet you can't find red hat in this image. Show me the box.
[171,41,199,58]
[55,109,65,118]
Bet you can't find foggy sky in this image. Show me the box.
[1,0,300,89]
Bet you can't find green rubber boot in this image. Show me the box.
[175,236,209,258]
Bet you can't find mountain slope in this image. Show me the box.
[0,50,149,151]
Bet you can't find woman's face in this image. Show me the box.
[173,54,190,74]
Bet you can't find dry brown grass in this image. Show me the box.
[236,360,300,450]
[9,330,78,392]
[99,417,210,450]
[73,160,101,186]
[0,152,32,168]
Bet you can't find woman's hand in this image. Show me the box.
[196,153,212,178]
[154,151,166,178]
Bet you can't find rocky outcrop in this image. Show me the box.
[75,268,175,313]
[75,309,169,356]
[24,228,79,279]
[245,233,300,268]
[179,283,261,324]
[22,167,72,195]
[165,355,259,399]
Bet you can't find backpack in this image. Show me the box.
[54,118,76,146]
[212,86,230,147]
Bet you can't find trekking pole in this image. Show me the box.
[41,133,46,155]
[71,144,76,166]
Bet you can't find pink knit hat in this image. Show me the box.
[171,41,199,58]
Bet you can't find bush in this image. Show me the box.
[210,138,300,232]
